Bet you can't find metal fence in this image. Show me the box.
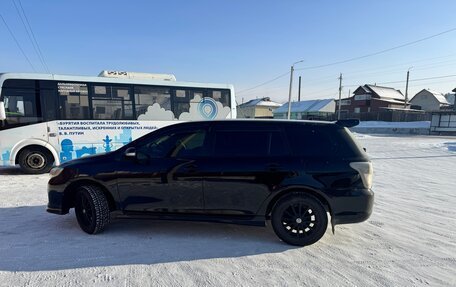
[302,110,432,122]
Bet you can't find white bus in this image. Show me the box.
[0,71,236,173]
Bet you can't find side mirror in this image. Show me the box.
[124,147,136,158]
[0,102,6,120]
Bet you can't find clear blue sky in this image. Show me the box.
[1,0,456,103]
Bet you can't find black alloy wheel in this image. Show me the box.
[74,185,110,234]
[271,193,328,246]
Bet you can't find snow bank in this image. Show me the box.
[357,121,430,128]
[352,121,430,135]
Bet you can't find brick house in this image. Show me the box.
[336,84,406,114]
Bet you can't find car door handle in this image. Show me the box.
[49,133,57,137]
[267,163,281,172]
[184,164,198,173]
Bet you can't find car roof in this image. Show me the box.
[181,119,335,126]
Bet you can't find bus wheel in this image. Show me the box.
[18,147,54,174]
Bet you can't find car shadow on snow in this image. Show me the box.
[0,205,296,272]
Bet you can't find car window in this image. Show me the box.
[213,130,288,157]
[140,129,208,158]
[284,125,337,157]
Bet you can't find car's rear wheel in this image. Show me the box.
[18,147,54,174]
[74,185,110,234]
[271,193,328,246]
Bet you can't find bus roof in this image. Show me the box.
[0,72,234,90]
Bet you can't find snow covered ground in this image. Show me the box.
[0,135,455,286]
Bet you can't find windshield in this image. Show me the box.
[0,88,42,129]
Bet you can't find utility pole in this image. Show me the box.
[404,68,411,109]
[287,60,304,120]
[298,76,302,102]
[337,73,343,120]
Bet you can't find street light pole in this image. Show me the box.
[287,60,304,120]
[337,73,343,120]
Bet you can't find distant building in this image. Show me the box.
[335,84,406,114]
[273,99,335,120]
[445,93,455,105]
[237,97,282,118]
[447,89,456,110]
[409,89,450,111]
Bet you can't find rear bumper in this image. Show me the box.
[330,188,374,225]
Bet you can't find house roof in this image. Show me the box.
[354,85,371,94]
[365,84,404,100]
[411,89,450,105]
[372,98,407,105]
[238,97,282,108]
[427,90,450,104]
[274,99,334,113]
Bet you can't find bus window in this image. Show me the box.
[40,89,58,121]
[2,89,42,127]
[209,89,230,107]
[173,89,190,119]
[57,82,90,120]
[92,85,133,120]
[134,86,171,118]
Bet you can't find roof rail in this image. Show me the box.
[335,119,360,128]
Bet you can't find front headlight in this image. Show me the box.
[49,167,64,178]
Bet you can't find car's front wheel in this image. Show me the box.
[271,193,328,246]
[74,185,110,234]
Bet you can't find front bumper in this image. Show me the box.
[47,189,69,215]
[330,188,374,225]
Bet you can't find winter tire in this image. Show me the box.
[271,193,328,246]
[74,185,110,234]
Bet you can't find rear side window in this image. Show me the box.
[213,130,288,157]
[284,125,337,157]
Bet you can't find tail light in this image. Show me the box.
[350,162,373,189]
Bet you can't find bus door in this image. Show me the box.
[39,89,59,149]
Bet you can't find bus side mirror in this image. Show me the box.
[0,102,6,120]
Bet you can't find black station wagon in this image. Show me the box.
[47,120,373,246]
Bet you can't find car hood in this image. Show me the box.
[59,152,114,168]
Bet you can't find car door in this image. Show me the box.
[200,122,291,216]
[116,125,209,213]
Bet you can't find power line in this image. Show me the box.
[300,53,456,86]
[344,74,456,87]
[0,13,36,71]
[236,71,290,94]
[382,74,456,85]
[16,0,50,73]
[12,0,45,72]
[296,27,456,71]
[238,27,456,95]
